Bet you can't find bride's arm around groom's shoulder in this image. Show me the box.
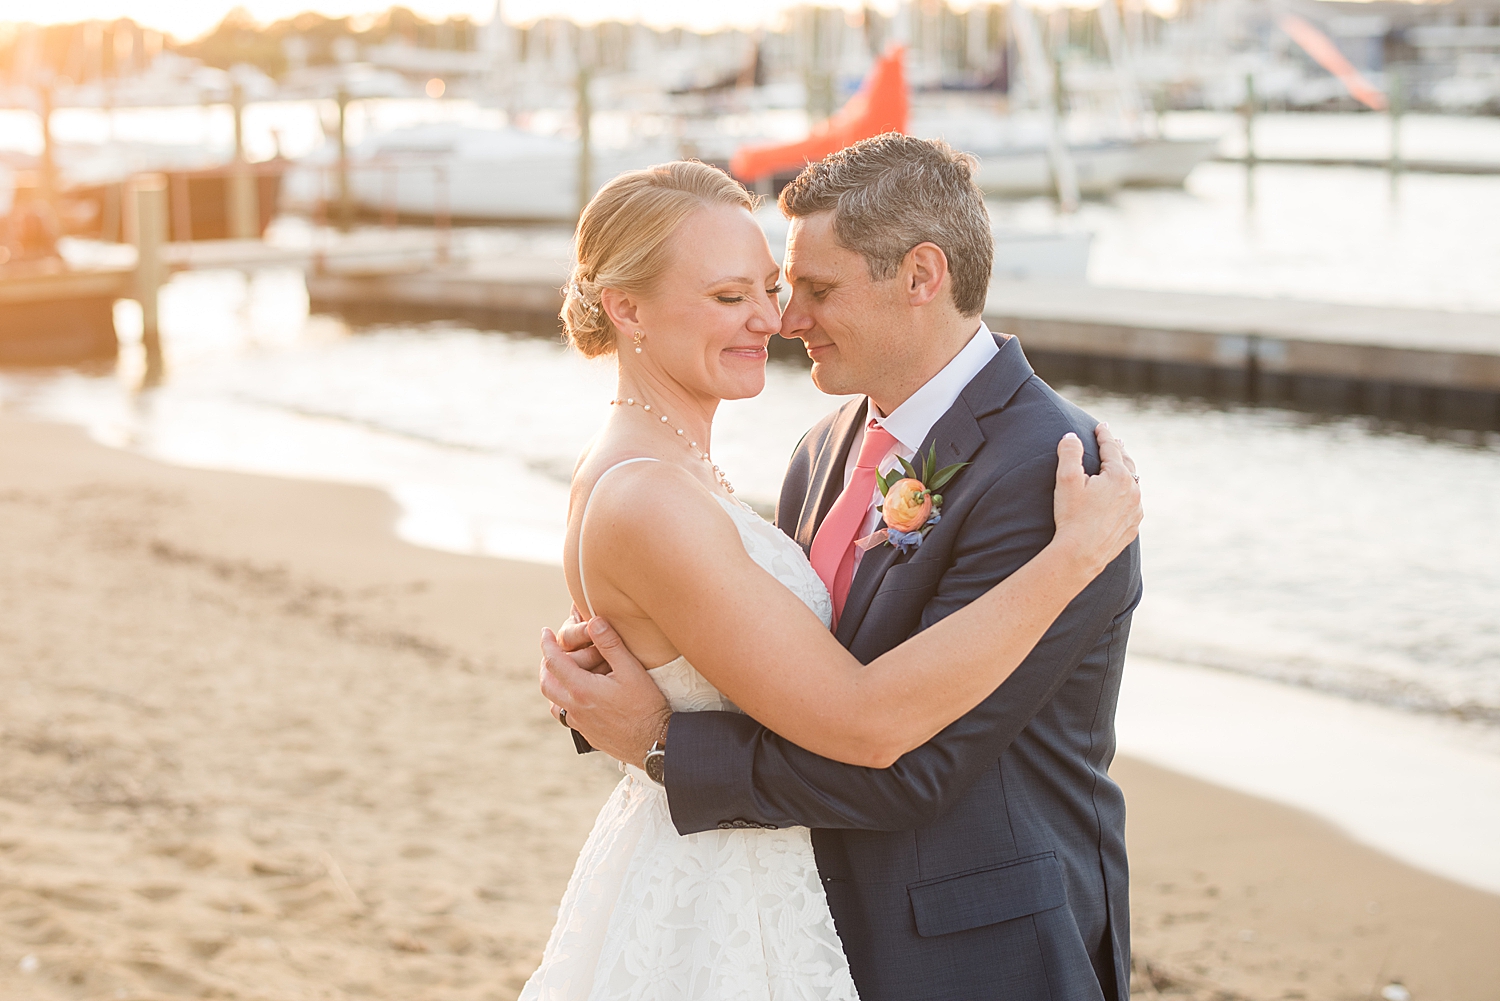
[564,436,1136,774]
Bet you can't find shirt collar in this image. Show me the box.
[870,322,999,455]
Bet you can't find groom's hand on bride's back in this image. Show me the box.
[540,618,670,768]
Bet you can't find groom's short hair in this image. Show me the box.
[778,134,993,317]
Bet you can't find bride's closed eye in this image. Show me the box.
[715,285,782,304]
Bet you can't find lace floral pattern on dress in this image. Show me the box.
[519,496,855,1001]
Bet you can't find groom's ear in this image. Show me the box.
[903,242,949,309]
[600,288,642,335]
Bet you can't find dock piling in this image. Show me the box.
[229,81,259,240]
[131,174,169,384]
[37,83,56,211]
[576,65,593,219]
[1388,68,1404,177]
[336,87,352,232]
[1243,73,1257,169]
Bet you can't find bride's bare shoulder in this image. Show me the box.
[577,458,739,557]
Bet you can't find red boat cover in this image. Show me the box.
[730,45,909,182]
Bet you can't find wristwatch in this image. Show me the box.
[643,738,667,784]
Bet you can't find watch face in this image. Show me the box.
[644,751,665,784]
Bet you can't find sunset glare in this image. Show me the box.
[0,1,919,40]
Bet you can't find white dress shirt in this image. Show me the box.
[842,322,1001,567]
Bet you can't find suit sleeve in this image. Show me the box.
[664,450,1142,834]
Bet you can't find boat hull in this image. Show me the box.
[1123,137,1219,187]
[971,144,1133,197]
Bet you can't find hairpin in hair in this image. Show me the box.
[567,281,601,315]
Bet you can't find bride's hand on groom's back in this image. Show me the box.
[555,607,609,673]
[1051,423,1144,578]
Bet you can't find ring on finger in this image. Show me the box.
[558,707,570,729]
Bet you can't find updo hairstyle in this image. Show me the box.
[562,161,755,359]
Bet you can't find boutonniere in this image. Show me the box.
[857,445,969,555]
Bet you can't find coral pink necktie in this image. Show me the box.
[810,420,898,629]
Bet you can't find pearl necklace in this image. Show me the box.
[610,397,734,494]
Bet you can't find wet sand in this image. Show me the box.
[0,415,1495,1000]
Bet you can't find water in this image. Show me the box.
[1000,160,1500,313]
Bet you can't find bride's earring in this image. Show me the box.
[632,331,644,355]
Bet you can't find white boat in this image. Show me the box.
[919,106,1216,197]
[282,123,678,223]
[1124,136,1222,186]
[970,143,1133,197]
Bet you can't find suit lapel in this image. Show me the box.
[794,398,868,555]
[833,335,1034,645]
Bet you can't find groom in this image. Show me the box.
[542,134,1143,1000]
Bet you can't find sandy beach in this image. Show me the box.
[1,414,1496,1001]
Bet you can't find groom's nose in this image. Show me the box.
[779,288,814,342]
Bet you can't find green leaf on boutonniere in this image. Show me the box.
[925,444,939,483]
[876,468,893,496]
[897,455,920,481]
[928,462,969,492]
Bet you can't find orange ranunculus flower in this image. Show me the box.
[882,478,932,533]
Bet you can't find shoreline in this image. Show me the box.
[1,414,1497,999]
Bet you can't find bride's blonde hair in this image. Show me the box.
[562,161,756,359]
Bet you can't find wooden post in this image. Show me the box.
[101,182,121,243]
[1388,67,1404,176]
[1242,73,1257,168]
[37,84,56,212]
[229,80,259,239]
[336,86,352,231]
[576,65,592,218]
[435,165,451,264]
[131,174,168,384]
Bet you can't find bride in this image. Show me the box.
[519,161,1141,1000]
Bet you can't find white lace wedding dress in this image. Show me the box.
[519,458,860,1001]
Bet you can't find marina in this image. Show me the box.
[2,3,1499,997]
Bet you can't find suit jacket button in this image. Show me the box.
[762,824,778,830]
[717,821,733,830]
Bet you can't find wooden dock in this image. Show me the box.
[984,280,1500,427]
[306,254,571,328]
[304,257,1500,429]
[0,266,131,365]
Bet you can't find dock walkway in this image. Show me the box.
[305,258,1500,427]
[984,279,1500,423]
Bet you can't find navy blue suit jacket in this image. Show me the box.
[665,336,1143,1001]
